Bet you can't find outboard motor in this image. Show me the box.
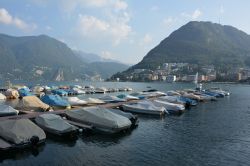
[30,135,40,146]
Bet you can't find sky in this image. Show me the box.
[0,0,250,65]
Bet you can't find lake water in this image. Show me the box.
[1,82,250,166]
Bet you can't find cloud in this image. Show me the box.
[114,0,128,11]
[163,17,174,26]
[45,25,52,31]
[140,34,153,46]
[101,51,114,59]
[0,8,37,31]
[76,14,131,45]
[150,5,159,12]
[181,9,202,20]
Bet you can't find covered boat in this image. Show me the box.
[5,88,19,99]
[117,94,140,101]
[0,104,19,117]
[85,98,105,104]
[95,87,107,93]
[35,114,77,136]
[99,95,126,103]
[66,106,132,133]
[67,97,87,106]
[109,108,139,127]
[51,89,68,96]
[41,95,71,109]
[122,100,166,115]
[18,88,34,97]
[152,100,185,115]
[130,92,146,99]
[0,119,46,149]
[158,96,186,106]
[0,93,6,100]
[16,96,50,112]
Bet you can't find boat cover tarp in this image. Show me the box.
[99,95,126,103]
[41,95,70,107]
[66,106,131,130]
[51,89,68,96]
[0,93,6,100]
[5,89,19,99]
[109,108,136,120]
[0,119,46,144]
[158,96,186,105]
[86,98,105,104]
[117,94,139,100]
[67,97,87,106]
[123,100,166,114]
[18,88,34,97]
[35,114,76,134]
[0,104,19,116]
[152,100,185,111]
[16,96,50,112]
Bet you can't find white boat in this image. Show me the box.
[152,100,185,114]
[67,97,88,106]
[95,87,107,93]
[158,96,186,105]
[0,105,19,117]
[0,119,46,148]
[66,106,131,133]
[72,88,85,94]
[117,94,140,101]
[16,96,51,112]
[99,95,126,103]
[85,98,105,104]
[166,90,181,96]
[122,100,166,115]
[0,93,6,100]
[35,114,77,136]
[182,92,201,101]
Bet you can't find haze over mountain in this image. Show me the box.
[111,21,250,80]
[0,34,128,81]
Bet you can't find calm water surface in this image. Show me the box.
[1,82,250,166]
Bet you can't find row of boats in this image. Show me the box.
[0,86,230,152]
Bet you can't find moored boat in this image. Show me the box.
[16,96,51,112]
[66,97,88,106]
[66,106,132,133]
[121,100,166,115]
[0,104,19,117]
[0,119,46,150]
[35,114,78,136]
[41,95,71,109]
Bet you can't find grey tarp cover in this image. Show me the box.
[66,106,131,132]
[152,100,185,111]
[35,114,77,134]
[67,97,87,106]
[0,119,46,144]
[16,96,50,112]
[122,100,166,115]
[85,98,105,104]
[98,95,126,102]
[0,104,19,116]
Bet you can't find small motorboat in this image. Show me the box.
[16,96,51,112]
[158,96,186,105]
[0,104,19,117]
[109,108,139,127]
[152,100,185,115]
[121,100,166,115]
[0,119,46,150]
[66,97,88,106]
[51,89,68,96]
[66,106,132,133]
[5,88,19,99]
[41,95,71,109]
[85,98,105,104]
[35,114,78,136]
[99,95,126,103]
[117,94,140,101]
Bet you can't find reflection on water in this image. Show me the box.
[1,82,250,166]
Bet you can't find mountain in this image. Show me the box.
[0,34,129,81]
[74,50,124,64]
[112,21,250,80]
